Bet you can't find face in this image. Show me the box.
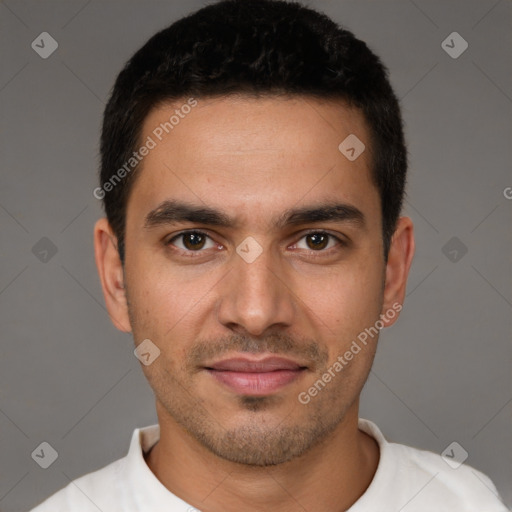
[96,95,413,466]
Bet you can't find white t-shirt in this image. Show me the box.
[30,418,508,511]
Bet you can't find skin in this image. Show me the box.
[94,95,415,511]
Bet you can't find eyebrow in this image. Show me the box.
[144,199,365,230]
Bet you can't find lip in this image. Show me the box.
[208,356,304,372]
[205,356,307,396]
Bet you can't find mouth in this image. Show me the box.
[204,355,308,396]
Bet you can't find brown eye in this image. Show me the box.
[167,231,215,252]
[305,233,329,250]
[182,232,206,250]
[292,231,343,253]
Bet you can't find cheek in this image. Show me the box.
[296,257,384,332]
[124,265,171,340]
[126,253,197,327]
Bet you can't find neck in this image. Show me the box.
[144,401,379,512]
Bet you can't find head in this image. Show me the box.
[94,0,414,466]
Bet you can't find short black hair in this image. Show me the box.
[99,0,407,263]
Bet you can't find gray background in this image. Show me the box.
[1,0,511,510]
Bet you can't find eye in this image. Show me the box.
[166,231,217,252]
[292,231,342,252]
[165,230,343,256]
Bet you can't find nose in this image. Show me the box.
[216,242,296,337]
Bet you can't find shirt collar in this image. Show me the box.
[121,418,389,510]
[120,424,192,510]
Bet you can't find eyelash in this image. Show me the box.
[165,230,345,257]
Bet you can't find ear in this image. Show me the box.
[94,218,132,333]
[381,216,415,327]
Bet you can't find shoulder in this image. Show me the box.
[358,419,508,511]
[29,457,125,512]
[29,425,160,511]
[389,440,507,510]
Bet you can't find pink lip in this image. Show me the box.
[208,356,303,372]
[205,356,307,395]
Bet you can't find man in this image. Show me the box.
[31,0,507,510]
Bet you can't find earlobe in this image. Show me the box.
[381,216,415,327]
[94,218,132,333]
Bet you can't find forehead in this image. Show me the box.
[126,95,379,228]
